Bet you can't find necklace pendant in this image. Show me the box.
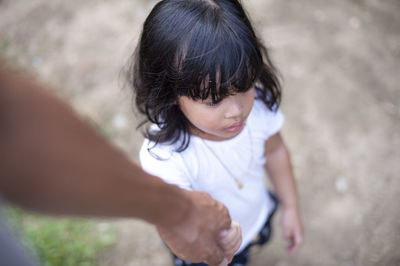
[235,178,244,189]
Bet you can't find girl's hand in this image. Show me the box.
[281,206,303,255]
[217,221,242,265]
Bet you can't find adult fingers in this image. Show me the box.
[217,201,232,230]
[215,257,229,266]
[204,242,227,266]
[206,255,229,266]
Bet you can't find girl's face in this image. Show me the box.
[178,87,255,141]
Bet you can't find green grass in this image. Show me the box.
[0,40,9,55]
[5,207,116,266]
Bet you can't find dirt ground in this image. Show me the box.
[1,0,399,265]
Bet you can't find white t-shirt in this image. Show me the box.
[139,99,284,253]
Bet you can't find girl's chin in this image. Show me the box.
[199,130,243,141]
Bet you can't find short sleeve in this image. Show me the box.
[139,140,192,190]
[265,108,284,137]
[250,100,285,139]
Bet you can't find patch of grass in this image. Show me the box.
[0,39,9,55]
[5,207,116,266]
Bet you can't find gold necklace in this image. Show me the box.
[201,125,253,189]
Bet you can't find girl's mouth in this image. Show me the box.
[225,121,244,133]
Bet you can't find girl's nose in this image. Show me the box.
[224,96,243,119]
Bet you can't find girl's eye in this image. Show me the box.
[205,101,220,107]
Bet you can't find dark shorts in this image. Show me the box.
[172,192,279,266]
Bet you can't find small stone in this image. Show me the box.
[335,177,348,193]
[32,56,42,68]
[349,17,361,29]
[112,114,127,130]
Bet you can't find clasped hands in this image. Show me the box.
[157,190,242,266]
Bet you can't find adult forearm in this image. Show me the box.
[0,65,190,225]
[0,63,233,265]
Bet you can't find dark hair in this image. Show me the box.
[129,0,281,152]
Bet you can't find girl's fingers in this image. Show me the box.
[219,232,238,251]
[219,222,240,246]
[281,208,303,255]
[222,233,241,254]
[220,222,242,254]
[286,229,303,255]
[224,234,242,256]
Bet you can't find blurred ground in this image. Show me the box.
[1,0,399,265]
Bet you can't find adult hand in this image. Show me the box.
[157,190,232,266]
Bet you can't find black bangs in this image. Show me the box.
[170,2,263,102]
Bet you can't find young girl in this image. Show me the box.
[130,0,303,265]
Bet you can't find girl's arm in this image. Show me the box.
[264,132,303,255]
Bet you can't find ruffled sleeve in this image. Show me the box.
[139,140,192,190]
[250,100,285,140]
